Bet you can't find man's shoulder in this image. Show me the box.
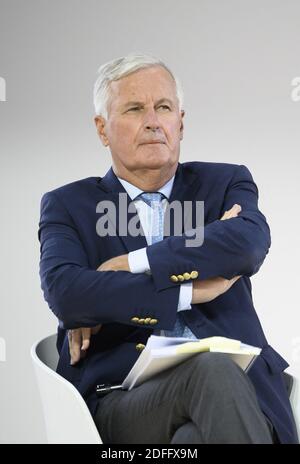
[41,176,102,201]
[180,160,241,181]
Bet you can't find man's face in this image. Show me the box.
[95,65,184,176]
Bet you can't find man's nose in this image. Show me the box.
[144,108,161,131]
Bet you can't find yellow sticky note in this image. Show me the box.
[176,336,241,354]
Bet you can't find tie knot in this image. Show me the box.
[138,192,165,208]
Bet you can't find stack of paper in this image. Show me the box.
[122,335,261,391]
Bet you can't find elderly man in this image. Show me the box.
[38,53,298,444]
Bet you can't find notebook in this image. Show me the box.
[122,335,261,391]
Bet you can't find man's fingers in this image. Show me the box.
[221,204,241,220]
[68,325,102,365]
[229,275,242,286]
[81,328,91,351]
[216,274,242,297]
[70,329,82,364]
[233,204,242,215]
[68,329,82,365]
[220,204,242,220]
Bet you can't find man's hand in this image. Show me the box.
[97,253,130,272]
[68,324,102,365]
[220,203,241,220]
[192,203,242,304]
[69,255,129,365]
[69,203,242,364]
[95,205,242,273]
[191,275,241,304]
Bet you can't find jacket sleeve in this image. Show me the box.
[38,191,180,330]
[146,164,271,292]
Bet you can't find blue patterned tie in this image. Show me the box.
[138,192,197,339]
[138,192,165,244]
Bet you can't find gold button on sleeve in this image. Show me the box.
[131,317,139,323]
[183,272,191,280]
[170,275,178,282]
[177,274,184,282]
[190,270,199,279]
[149,318,158,325]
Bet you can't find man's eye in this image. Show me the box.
[128,107,140,111]
[159,105,171,110]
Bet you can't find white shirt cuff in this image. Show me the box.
[128,248,150,274]
[128,249,192,311]
[177,282,193,311]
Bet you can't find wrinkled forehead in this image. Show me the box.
[107,66,178,111]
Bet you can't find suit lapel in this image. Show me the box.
[96,163,202,252]
[165,163,201,237]
[96,167,147,252]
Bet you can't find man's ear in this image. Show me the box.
[94,116,109,147]
[179,110,185,140]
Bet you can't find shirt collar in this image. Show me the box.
[117,174,175,201]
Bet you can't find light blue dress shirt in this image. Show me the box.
[117,175,193,313]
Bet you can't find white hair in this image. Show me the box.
[93,52,184,118]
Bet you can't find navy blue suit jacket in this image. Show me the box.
[38,161,298,443]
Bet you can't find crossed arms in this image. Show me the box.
[69,204,243,364]
[38,164,271,363]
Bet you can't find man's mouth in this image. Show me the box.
[140,141,165,145]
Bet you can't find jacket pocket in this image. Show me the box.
[260,344,289,374]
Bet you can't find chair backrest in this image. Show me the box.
[31,334,102,444]
[289,374,300,440]
[31,334,300,444]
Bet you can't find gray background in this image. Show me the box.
[0,0,299,443]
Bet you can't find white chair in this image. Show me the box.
[31,334,102,444]
[31,333,300,444]
[287,372,300,440]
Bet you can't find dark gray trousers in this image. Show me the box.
[94,352,276,444]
